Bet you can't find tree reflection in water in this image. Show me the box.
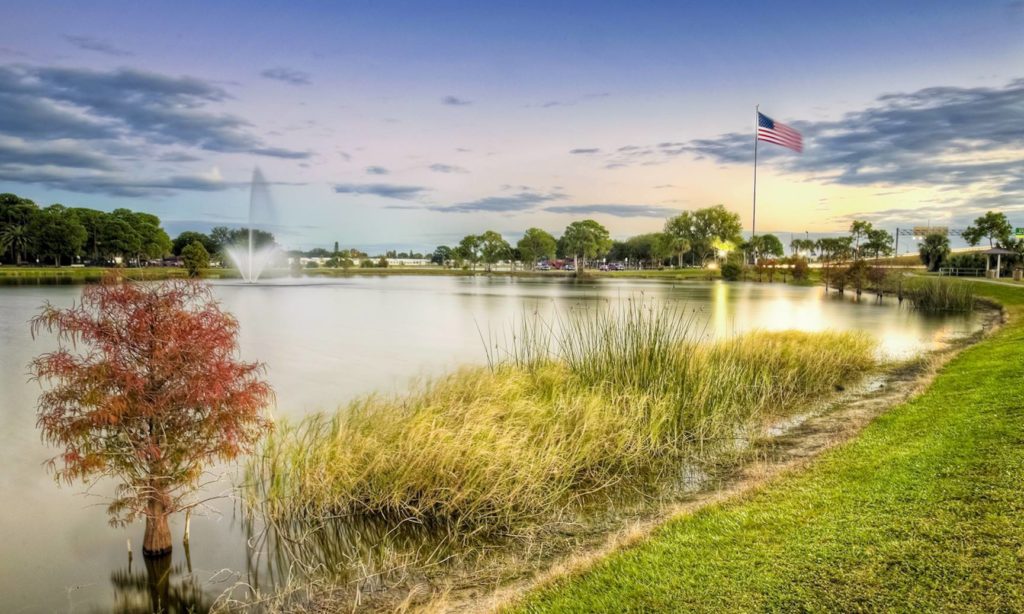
[105,553,210,614]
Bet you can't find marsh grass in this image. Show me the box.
[246,301,875,536]
[904,277,976,312]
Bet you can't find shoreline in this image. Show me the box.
[459,301,1003,613]
[236,302,997,613]
[0,265,722,284]
[513,280,1024,612]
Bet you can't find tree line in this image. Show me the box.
[430,205,893,274]
[0,192,284,271]
[0,193,172,267]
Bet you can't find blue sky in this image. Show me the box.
[1,0,1022,251]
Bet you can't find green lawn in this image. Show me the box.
[517,281,1024,613]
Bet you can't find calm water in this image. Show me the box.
[0,275,980,612]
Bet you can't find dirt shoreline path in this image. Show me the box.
[423,306,1003,614]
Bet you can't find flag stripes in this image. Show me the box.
[757,112,803,153]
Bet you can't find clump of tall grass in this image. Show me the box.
[246,302,874,534]
[904,277,976,312]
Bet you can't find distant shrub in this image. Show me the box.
[867,266,892,292]
[721,260,743,281]
[304,260,319,269]
[360,259,374,268]
[792,258,809,281]
[947,253,986,270]
[377,257,389,268]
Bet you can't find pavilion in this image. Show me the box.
[980,247,1016,279]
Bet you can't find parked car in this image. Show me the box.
[564,263,575,271]
[599,264,609,271]
[536,261,552,271]
[611,262,626,271]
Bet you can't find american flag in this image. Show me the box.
[757,112,803,153]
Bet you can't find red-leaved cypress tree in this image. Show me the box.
[31,274,272,556]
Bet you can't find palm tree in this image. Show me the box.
[0,223,30,264]
[918,233,950,272]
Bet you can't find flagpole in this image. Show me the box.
[751,104,759,264]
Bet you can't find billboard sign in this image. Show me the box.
[912,226,948,238]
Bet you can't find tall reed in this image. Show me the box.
[904,277,976,312]
[246,302,875,534]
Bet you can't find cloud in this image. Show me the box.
[0,166,235,197]
[63,35,133,57]
[429,163,468,174]
[829,200,1024,230]
[0,64,310,159]
[442,95,472,106]
[533,92,611,109]
[543,204,678,218]
[663,78,1024,206]
[431,191,564,213]
[157,151,203,163]
[260,67,311,86]
[570,148,600,154]
[333,182,429,200]
[365,165,389,175]
[0,138,116,170]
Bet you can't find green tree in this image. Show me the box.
[209,227,276,260]
[849,220,873,257]
[748,234,784,260]
[210,226,233,252]
[664,205,742,266]
[478,230,511,272]
[517,228,557,268]
[561,219,612,275]
[456,234,481,269]
[620,233,664,268]
[0,223,31,264]
[863,228,894,260]
[790,238,816,257]
[919,233,951,272]
[70,208,106,262]
[112,209,171,264]
[963,211,1013,248]
[28,205,87,266]
[431,245,453,266]
[96,215,141,264]
[815,237,854,263]
[172,231,217,256]
[650,232,676,267]
[180,241,210,277]
[0,193,38,227]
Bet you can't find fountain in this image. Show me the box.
[227,168,278,283]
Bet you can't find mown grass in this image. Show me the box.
[904,276,976,312]
[246,303,874,536]
[516,281,1023,613]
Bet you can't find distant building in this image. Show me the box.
[386,257,430,266]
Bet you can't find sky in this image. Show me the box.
[0,0,1022,252]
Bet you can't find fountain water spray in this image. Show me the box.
[227,167,278,283]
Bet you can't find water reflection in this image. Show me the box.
[104,554,210,614]
[241,512,458,607]
[0,277,982,612]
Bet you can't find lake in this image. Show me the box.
[0,275,980,612]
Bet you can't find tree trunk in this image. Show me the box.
[143,495,173,557]
[574,254,580,277]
